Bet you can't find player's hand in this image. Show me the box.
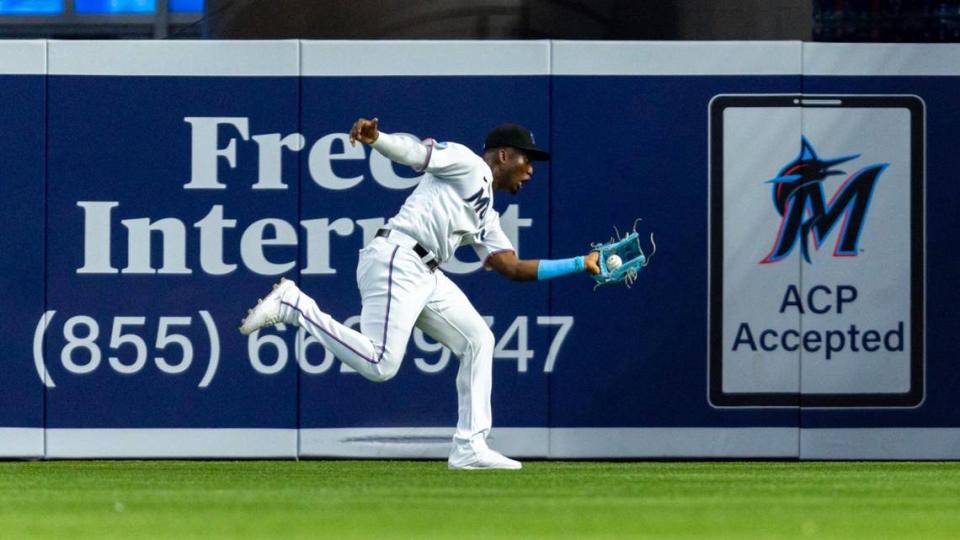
[349,117,380,146]
[584,251,601,275]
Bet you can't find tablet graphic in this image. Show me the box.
[708,95,924,407]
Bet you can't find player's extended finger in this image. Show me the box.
[348,121,361,144]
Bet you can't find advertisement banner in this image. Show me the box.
[709,94,923,408]
[43,41,301,457]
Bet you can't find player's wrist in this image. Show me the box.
[536,256,584,281]
[370,131,390,148]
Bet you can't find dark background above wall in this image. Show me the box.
[203,0,960,42]
[204,0,813,40]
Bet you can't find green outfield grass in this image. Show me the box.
[1,461,959,539]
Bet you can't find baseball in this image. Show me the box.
[606,254,623,271]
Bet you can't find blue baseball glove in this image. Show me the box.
[590,222,656,288]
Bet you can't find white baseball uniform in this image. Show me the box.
[276,131,513,459]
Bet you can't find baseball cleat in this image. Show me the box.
[448,440,522,470]
[239,278,296,336]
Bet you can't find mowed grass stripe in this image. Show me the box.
[1,461,959,539]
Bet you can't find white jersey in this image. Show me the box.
[371,133,514,264]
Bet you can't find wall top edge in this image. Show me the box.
[552,41,802,75]
[804,42,960,76]
[0,41,45,75]
[47,40,301,76]
[2,40,958,77]
[300,41,550,76]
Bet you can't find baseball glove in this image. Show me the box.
[590,221,656,288]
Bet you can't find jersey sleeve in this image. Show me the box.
[370,132,430,169]
[473,209,516,263]
[421,140,485,179]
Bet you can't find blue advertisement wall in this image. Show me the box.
[43,42,301,457]
[2,40,959,459]
[549,42,803,457]
[0,42,45,457]
[798,44,960,458]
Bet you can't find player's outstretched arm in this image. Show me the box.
[486,251,600,282]
[349,116,432,169]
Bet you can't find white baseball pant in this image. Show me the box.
[278,235,494,444]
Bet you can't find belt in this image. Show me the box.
[375,228,439,271]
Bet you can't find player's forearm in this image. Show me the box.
[505,259,541,282]
[370,131,430,169]
[488,251,589,282]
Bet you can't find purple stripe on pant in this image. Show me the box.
[280,245,400,365]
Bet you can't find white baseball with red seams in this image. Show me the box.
[268,130,520,470]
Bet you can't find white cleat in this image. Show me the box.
[239,278,297,336]
[448,441,522,470]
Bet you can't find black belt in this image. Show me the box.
[375,229,439,271]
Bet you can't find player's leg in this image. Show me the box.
[415,272,520,470]
[244,238,433,382]
[288,240,433,381]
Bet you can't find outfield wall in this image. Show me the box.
[2,40,958,459]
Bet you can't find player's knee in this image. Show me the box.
[369,356,401,383]
[382,360,402,381]
[482,327,495,351]
[469,326,495,356]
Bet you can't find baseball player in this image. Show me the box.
[240,118,600,469]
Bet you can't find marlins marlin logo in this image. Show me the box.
[762,137,887,264]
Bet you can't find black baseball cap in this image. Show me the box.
[484,124,550,161]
